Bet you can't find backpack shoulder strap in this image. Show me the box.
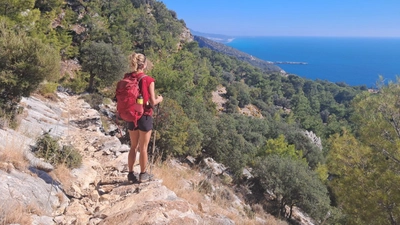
[137,75,148,95]
[138,74,147,82]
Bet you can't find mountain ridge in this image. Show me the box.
[193,35,284,73]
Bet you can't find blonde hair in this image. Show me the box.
[129,53,146,72]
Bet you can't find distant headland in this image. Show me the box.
[190,29,235,44]
[273,61,308,65]
[204,37,235,44]
[193,36,283,73]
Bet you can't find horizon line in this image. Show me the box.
[191,30,400,39]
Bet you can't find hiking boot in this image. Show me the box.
[139,172,152,183]
[127,172,138,183]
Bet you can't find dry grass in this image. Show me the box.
[68,108,82,116]
[60,110,70,119]
[0,201,32,225]
[152,161,204,212]
[42,92,59,102]
[0,139,29,172]
[0,106,26,130]
[26,202,45,216]
[152,160,287,225]
[0,161,13,172]
[0,116,10,129]
[56,190,66,204]
[51,163,75,188]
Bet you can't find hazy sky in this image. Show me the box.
[161,0,400,37]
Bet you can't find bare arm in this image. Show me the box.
[148,82,163,106]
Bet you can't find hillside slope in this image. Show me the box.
[0,92,294,225]
[194,35,283,73]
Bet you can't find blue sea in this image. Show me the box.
[226,37,400,87]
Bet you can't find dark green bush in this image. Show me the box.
[0,22,60,114]
[60,145,82,169]
[34,132,82,169]
[197,179,213,194]
[60,71,90,94]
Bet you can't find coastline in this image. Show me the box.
[205,37,235,44]
[226,38,235,43]
[274,61,308,65]
[227,36,400,87]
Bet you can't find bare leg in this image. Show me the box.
[138,130,152,173]
[128,129,139,172]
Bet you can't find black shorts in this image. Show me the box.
[127,115,153,131]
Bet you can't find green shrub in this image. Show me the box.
[197,179,213,194]
[38,82,58,95]
[60,71,90,94]
[38,82,59,101]
[254,155,330,220]
[100,115,110,133]
[60,145,82,169]
[244,205,255,219]
[0,21,60,114]
[80,41,127,92]
[79,93,103,110]
[100,87,117,100]
[34,132,82,169]
[103,98,112,105]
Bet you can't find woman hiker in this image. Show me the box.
[126,53,163,183]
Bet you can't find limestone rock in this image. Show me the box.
[0,169,68,216]
[71,159,100,193]
[203,157,226,175]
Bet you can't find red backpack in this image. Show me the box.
[115,73,147,126]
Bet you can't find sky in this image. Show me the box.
[161,0,400,37]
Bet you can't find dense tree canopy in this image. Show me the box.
[0,20,60,116]
[254,155,331,220]
[327,83,400,224]
[80,41,127,91]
